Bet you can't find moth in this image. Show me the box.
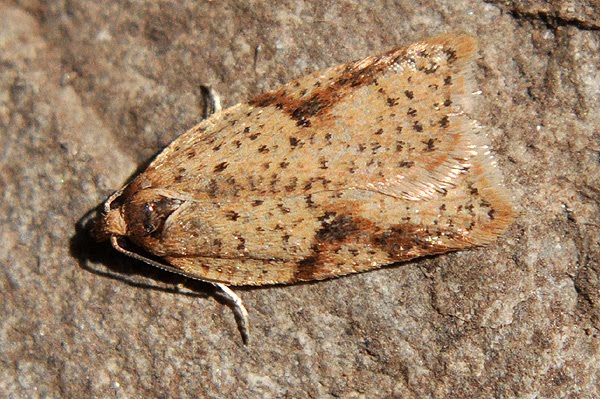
[93,33,515,340]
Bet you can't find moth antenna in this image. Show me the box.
[201,86,222,119]
[104,187,125,214]
[253,44,262,70]
[109,236,250,343]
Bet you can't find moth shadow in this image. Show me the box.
[70,206,249,338]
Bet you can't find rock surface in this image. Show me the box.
[1,1,598,397]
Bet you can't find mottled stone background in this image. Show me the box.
[1,1,599,397]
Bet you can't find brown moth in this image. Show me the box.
[93,33,515,339]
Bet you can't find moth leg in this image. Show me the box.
[200,86,222,118]
[215,283,250,344]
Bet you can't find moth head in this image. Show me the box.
[92,187,184,243]
[88,189,186,273]
[90,186,130,242]
[91,205,127,242]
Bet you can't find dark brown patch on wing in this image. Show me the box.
[293,213,377,281]
[249,47,409,126]
[294,255,320,281]
[373,224,461,261]
[315,214,359,242]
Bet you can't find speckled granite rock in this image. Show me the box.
[1,1,598,398]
